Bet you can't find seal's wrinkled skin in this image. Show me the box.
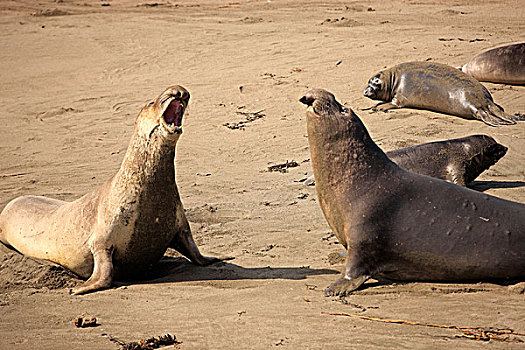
[305,135,507,187]
[364,61,524,126]
[301,88,525,296]
[461,43,525,85]
[0,85,219,295]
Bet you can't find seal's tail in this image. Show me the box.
[476,104,517,127]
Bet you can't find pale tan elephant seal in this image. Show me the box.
[0,85,219,295]
[364,61,524,126]
[461,42,525,85]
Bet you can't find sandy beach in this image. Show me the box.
[0,0,524,348]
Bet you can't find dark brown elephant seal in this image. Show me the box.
[364,61,524,126]
[300,88,525,296]
[0,85,219,295]
[387,135,507,187]
[304,134,507,187]
[461,43,525,85]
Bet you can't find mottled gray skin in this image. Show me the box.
[364,61,523,126]
[388,135,507,187]
[305,135,507,187]
[300,88,525,296]
[0,86,219,295]
[462,43,525,85]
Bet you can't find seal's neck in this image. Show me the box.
[113,127,177,198]
[382,69,396,102]
[307,109,393,196]
[307,109,394,247]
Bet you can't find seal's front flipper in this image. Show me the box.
[71,246,113,295]
[361,105,378,111]
[324,274,370,296]
[445,165,466,186]
[325,249,372,296]
[169,230,220,266]
[372,102,399,112]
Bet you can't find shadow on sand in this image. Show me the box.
[469,180,525,192]
[127,256,339,286]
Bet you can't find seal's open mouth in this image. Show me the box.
[162,99,184,134]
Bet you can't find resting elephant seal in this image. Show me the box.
[0,85,219,295]
[461,42,525,85]
[364,61,524,126]
[300,88,525,296]
[304,134,507,187]
[387,135,507,187]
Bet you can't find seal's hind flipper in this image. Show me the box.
[476,107,516,127]
[71,246,114,295]
[512,112,525,122]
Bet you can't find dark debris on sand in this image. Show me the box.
[121,334,182,350]
[268,160,299,173]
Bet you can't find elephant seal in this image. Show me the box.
[387,135,507,187]
[461,43,525,85]
[304,134,507,187]
[364,61,524,126]
[0,85,219,295]
[300,88,525,296]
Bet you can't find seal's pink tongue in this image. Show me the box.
[163,100,183,126]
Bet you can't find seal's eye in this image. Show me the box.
[148,101,155,106]
[371,76,382,86]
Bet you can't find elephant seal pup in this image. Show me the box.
[461,42,525,85]
[300,88,525,296]
[364,61,524,126]
[0,85,219,295]
[304,134,507,187]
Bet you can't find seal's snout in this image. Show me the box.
[300,95,315,107]
[364,75,382,99]
[364,86,375,98]
[170,88,190,102]
[161,86,190,107]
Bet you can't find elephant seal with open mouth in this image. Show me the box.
[0,85,219,295]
